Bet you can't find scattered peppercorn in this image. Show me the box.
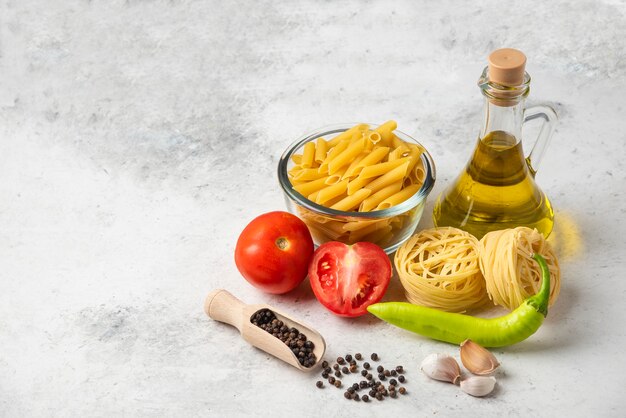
[378,373,386,381]
[377,365,384,373]
[347,387,355,394]
[384,370,391,377]
[376,393,383,401]
[333,364,339,371]
[388,384,396,391]
[349,364,358,373]
[328,376,335,384]
[354,394,360,401]
[361,370,368,377]
[351,383,359,391]
[335,370,342,377]
[398,375,406,383]
[389,379,397,386]
[342,366,349,374]
[371,353,379,361]
[337,357,345,365]
[359,381,368,389]
[355,353,362,360]
[396,366,403,373]
[391,370,397,376]
[344,391,352,400]
[322,360,329,368]
[362,395,369,402]
[363,362,370,370]
[322,371,329,378]
[334,380,342,388]
[390,391,397,398]
[366,373,373,380]
[345,354,353,362]
[399,387,407,395]
[316,381,323,388]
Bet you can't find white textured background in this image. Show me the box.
[1,0,625,417]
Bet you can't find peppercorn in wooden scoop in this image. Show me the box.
[204,289,326,371]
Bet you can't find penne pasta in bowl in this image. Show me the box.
[277,121,436,254]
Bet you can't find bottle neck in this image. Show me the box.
[479,98,525,142]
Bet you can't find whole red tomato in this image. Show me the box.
[309,241,392,317]
[235,211,314,294]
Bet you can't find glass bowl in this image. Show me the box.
[277,123,436,254]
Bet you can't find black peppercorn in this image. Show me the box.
[354,394,360,401]
[344,391,352,400]
[389,379,397,386]
[345,354,353,362]
[390,370,397,376]
[376,393,383,401]
[384,370,391,377]
[349,364,357,373]
[369,389,376,397]
[322,371,329,379]
[337,357,345,365]
[363,362,370,370]
[328,376,335,384]
[334,380,342,388]
[351,383,359,391]
[347,387,355,394]
[396,366,404,373]
[366,373,373,380]
[316,381,323,388]
[335,370,342,377]
[398,375,406,383]
[388,384,396,391]
[390,391,397,398]
[359,381,368,389]
[377,365,384,373]
[378,373,386,381]
[333,364,339,371]
[362,394,369,402]
[399,387,407,395]
[371,353,379,361]
[355,353,362,360]
[361,370,367,377]
[342,366,349,374]
[322,360,329,369]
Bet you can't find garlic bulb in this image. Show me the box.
[460,376,497,397]
[420,353,461,385]
[460,339,500,375]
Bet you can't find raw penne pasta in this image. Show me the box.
[342,153,368,180]
[316,179,349,205]
[301,142,316,168]
[359,182,403,212]
[330,189,371,211]
[325,166,348,185]
[293,176,330,196]
[294,168,327,181]
[329,137,365,175]
[357,157,410,180]
[291,154,303,165]
[364,161,410,194]
[287,121,429,248]
[389,144,410,161]
[375,184,421,210]
[314,138,328,164]
[319,140,349,174]
[326,123,368,147]
[349,147,389,177]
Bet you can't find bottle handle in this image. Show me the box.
[523,105,558,175]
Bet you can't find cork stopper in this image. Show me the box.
[488,48,527,86]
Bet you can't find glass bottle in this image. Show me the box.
[433,48,558,239]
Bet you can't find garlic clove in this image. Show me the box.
[459,375,497,397]
[460,339,500,376]
[420,353,461,385]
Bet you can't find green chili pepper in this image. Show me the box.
[367,253,551,347]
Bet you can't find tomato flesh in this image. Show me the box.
[235,211,314,294]
[309,242,391,317]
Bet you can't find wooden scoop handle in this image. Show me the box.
[204,289,246,331]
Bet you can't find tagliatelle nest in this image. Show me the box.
[395,227,488,313]
[479,227,561,310]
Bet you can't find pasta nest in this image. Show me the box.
[479,227,561,311]
[395,227,487,313]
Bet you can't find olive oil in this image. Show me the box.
[433,48,557,239]
[433,131,554,239]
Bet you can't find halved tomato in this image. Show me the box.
[308,241,392,317]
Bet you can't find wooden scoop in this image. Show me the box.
[204,289,326,372]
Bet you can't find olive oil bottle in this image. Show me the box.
[433,49,557,239]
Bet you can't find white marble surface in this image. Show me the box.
[1,0,625,416]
